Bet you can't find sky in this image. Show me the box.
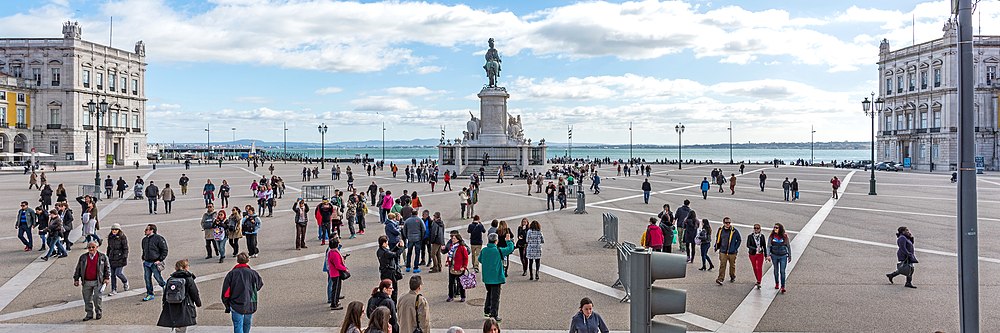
[2,0,998,145]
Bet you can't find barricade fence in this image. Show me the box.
[600,212,619,248]
[78,184,101,201]
[302,185,331,201]
[612,241,637,302]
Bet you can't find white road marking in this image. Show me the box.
[718,170,855,332]
[834,205,1000,222]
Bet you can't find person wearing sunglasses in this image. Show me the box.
[766,223,791,293]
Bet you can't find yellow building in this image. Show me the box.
[0,74,32,154]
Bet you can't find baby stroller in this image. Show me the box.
[134,183,145,200]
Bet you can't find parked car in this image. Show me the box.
[876,162,900,171]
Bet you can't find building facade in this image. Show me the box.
[0,21,147,166]
[0,75,33,154]
[878,19,1000,171]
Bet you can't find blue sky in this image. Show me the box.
[2,0,996,145]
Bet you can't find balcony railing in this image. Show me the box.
[83,125,93,130]
[15,123,27,129]
[915,128,927,134]
[930,127,941,133]
[132,127,141,132]
[46,124,61,129]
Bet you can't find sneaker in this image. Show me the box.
[715,279,723,286]
[405,267,411,273]
[446,297,453,302]
[39,256,48,261]
[780,287,786,293]
[414,268,421,273]
[142,294,155,302]
[348,235,356,239]
[123,283,130,291]
[484,313,490,318]
[458,298,466,302]
[730,277,736,283]
[359,230,365,235]
[109,290,117,296]
[775,284,780,290]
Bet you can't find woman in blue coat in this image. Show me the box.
[569,297,609,333]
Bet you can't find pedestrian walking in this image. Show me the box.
[697,220,714,271]
[73,241,110,321]
[683,211,699,262]
[56,183,67,203]
[220,180,231,208]
[202,180,216,207]
[326,238,349,309]
[657,204,675,253]
[444,231,469,302]
[293,199,310,250]
[15,201,35,251]
[116,177,128,198]
[106,224,129,295]
[766,223,791,293]
[161,184,175,214]
[525,221,544,280]
[146,181,160,214]
[643,217,664,252]
[178,174,189,195]
[782,178,791,201]
[59,201,76,251]
[318,198,335,244]
[226,208,243,254]
[403,213,426,273]
[758,171,767,191]
[82,201,100,244]
[746,224,767,289]
[729,174,737,195]
[377,236,405,303]
[714,217,741,285]
[366,279,399,333]
[459,189,470,219]
[141,224,168,301]
[830,176,841,199]
[790,178,799,201]
[40,209,68,260]
[641,178,651,204]
[591,172,601,194]
[739,162,745,174]
[340,301,365,333]
[480,232,515,321]
[716,172,726,193]
[33,206,48,253]
[212,211,229,263]
[545,182,556,210]
[429,212,447,273]
[700,177,710,200]
[467,216,487,273]
[201,205,220,260]
[222,252,265,333]
[569,297,609,333]
[242,207,261,258]
[398,275,431,333]
[156,259,202,333]
[40,184,53,212]
[886,226,918,288]
[29,171,38,189]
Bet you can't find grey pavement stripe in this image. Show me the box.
[0,169,156,315]
[0,206,558,322]
[834,205,1000,222]
[718,170,856,332]
[588,167,770,206]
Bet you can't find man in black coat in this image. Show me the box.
[141,224,168,302]
[222,253,264,332]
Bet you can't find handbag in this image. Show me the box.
[339,269,351,280]
[896,258,914,276]
[459,270,477,289]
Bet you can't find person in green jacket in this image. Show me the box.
[478,232,515,322]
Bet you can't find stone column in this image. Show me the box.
[521,145,529,171]
[477,87,509,145]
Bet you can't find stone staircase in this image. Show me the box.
[459,165,506,178]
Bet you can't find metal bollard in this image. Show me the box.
[574,182,587,214]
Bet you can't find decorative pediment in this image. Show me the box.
[907,65,917,72]
[82,61,93,68]
[29,60,42,65]
[884,69,894,76]
[932,59,944,66]
[895,68,905,74]
[904,102,917,110]
[984,56,1000,63]
[47,101,62,106]
[918,103,929,110]
[931,101,943,109]
[920,62,930,69]
[47,60,62,65]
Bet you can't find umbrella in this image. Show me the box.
[32,152,53,157]
[13,152,32,157]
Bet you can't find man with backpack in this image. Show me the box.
[222,253,264,333]
[73,241,110,321]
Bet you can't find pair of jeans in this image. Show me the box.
[717,252,738,282]
[245,234,259,256]
[44,236,67,258]
[685,242,696,260]
[379,208,387,224]
[110,266,128,291]
[229,238,241,254]
[148,198,157,213]
[319,224,330,241]
[484,284,502,318]
[643,190,650,204]
[221,195,229,208]
[164,200,172,213]
[17,226,32,248]
[356,214,366,232]
[546,196,555,210]
[214,238,227,259]
[749,253,765,284]
[770,254,788,287]
[295,224,307,249]
[448,272,466,298]
[783,189,790,201]
[81,280,103,317]
[204,193,213,207]
[327,276,343,306]
[700,243,713,268]
[346,216,356,236]
[231,311,254,333]
[406,240,423,269]
[143,261,166,296]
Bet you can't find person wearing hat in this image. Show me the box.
[106,223,130,296]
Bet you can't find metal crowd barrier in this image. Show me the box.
[301,185,331,201]
[600,213,619,248]
[78,184,101,201]
[611,241,637,302]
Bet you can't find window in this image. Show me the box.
[132,114,139,129]
[920,70,928,89]
[897,114,904,130]
[49,141,58,154]
[108,74,116,91]
[83,70,90,88]
[885,115,892,131]
[132,79,138,95]
[16,93,25,103]
[920,112,928,128]
[886,78,892,95]
[908,73,915,91]
[120,112,126,127]
[96,72,103,90]
[11,64,22,78]
[51,68,60,86]
[82,108,91,126]
[934,110,941,127]
[988,66,997,84]
[0,106,6,125]
[934,68,942,87]
[896,75,903,93]
[932,144,940,159]
[133,142,139,154]
[49,108,60,125]
[32,68,41,86]
[16,106,26,125]
[120,77,127,93]
[918,143,926,159]
[0,91,5,101]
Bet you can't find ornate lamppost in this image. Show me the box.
[862,92,885,195]
[675,123,685,169]
[318,123,328,169]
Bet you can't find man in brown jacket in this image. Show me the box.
[398,275,430,333]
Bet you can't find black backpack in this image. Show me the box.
[164,276,187,304]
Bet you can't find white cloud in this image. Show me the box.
[315,86,343,95]
[415,66,443,74]
[350,96,414,111]
[385,86,445,97]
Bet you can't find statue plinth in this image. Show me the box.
[476,87,510,146]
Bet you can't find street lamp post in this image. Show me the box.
[728,121,733,164]
[230,127,236,161]
[88,99,108,197]
[318,123,328,169]
[862,92,885,195]
[381,122,386,164]
[811,125,816,166]
[283,122,288,163]
[629,122,633,163]
[205,124,211,161]
[675,123,684,169]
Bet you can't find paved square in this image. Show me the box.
[0,161,998,332]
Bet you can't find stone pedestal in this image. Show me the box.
[477,87,509,145]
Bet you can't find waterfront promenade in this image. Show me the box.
[0,162,998,332]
